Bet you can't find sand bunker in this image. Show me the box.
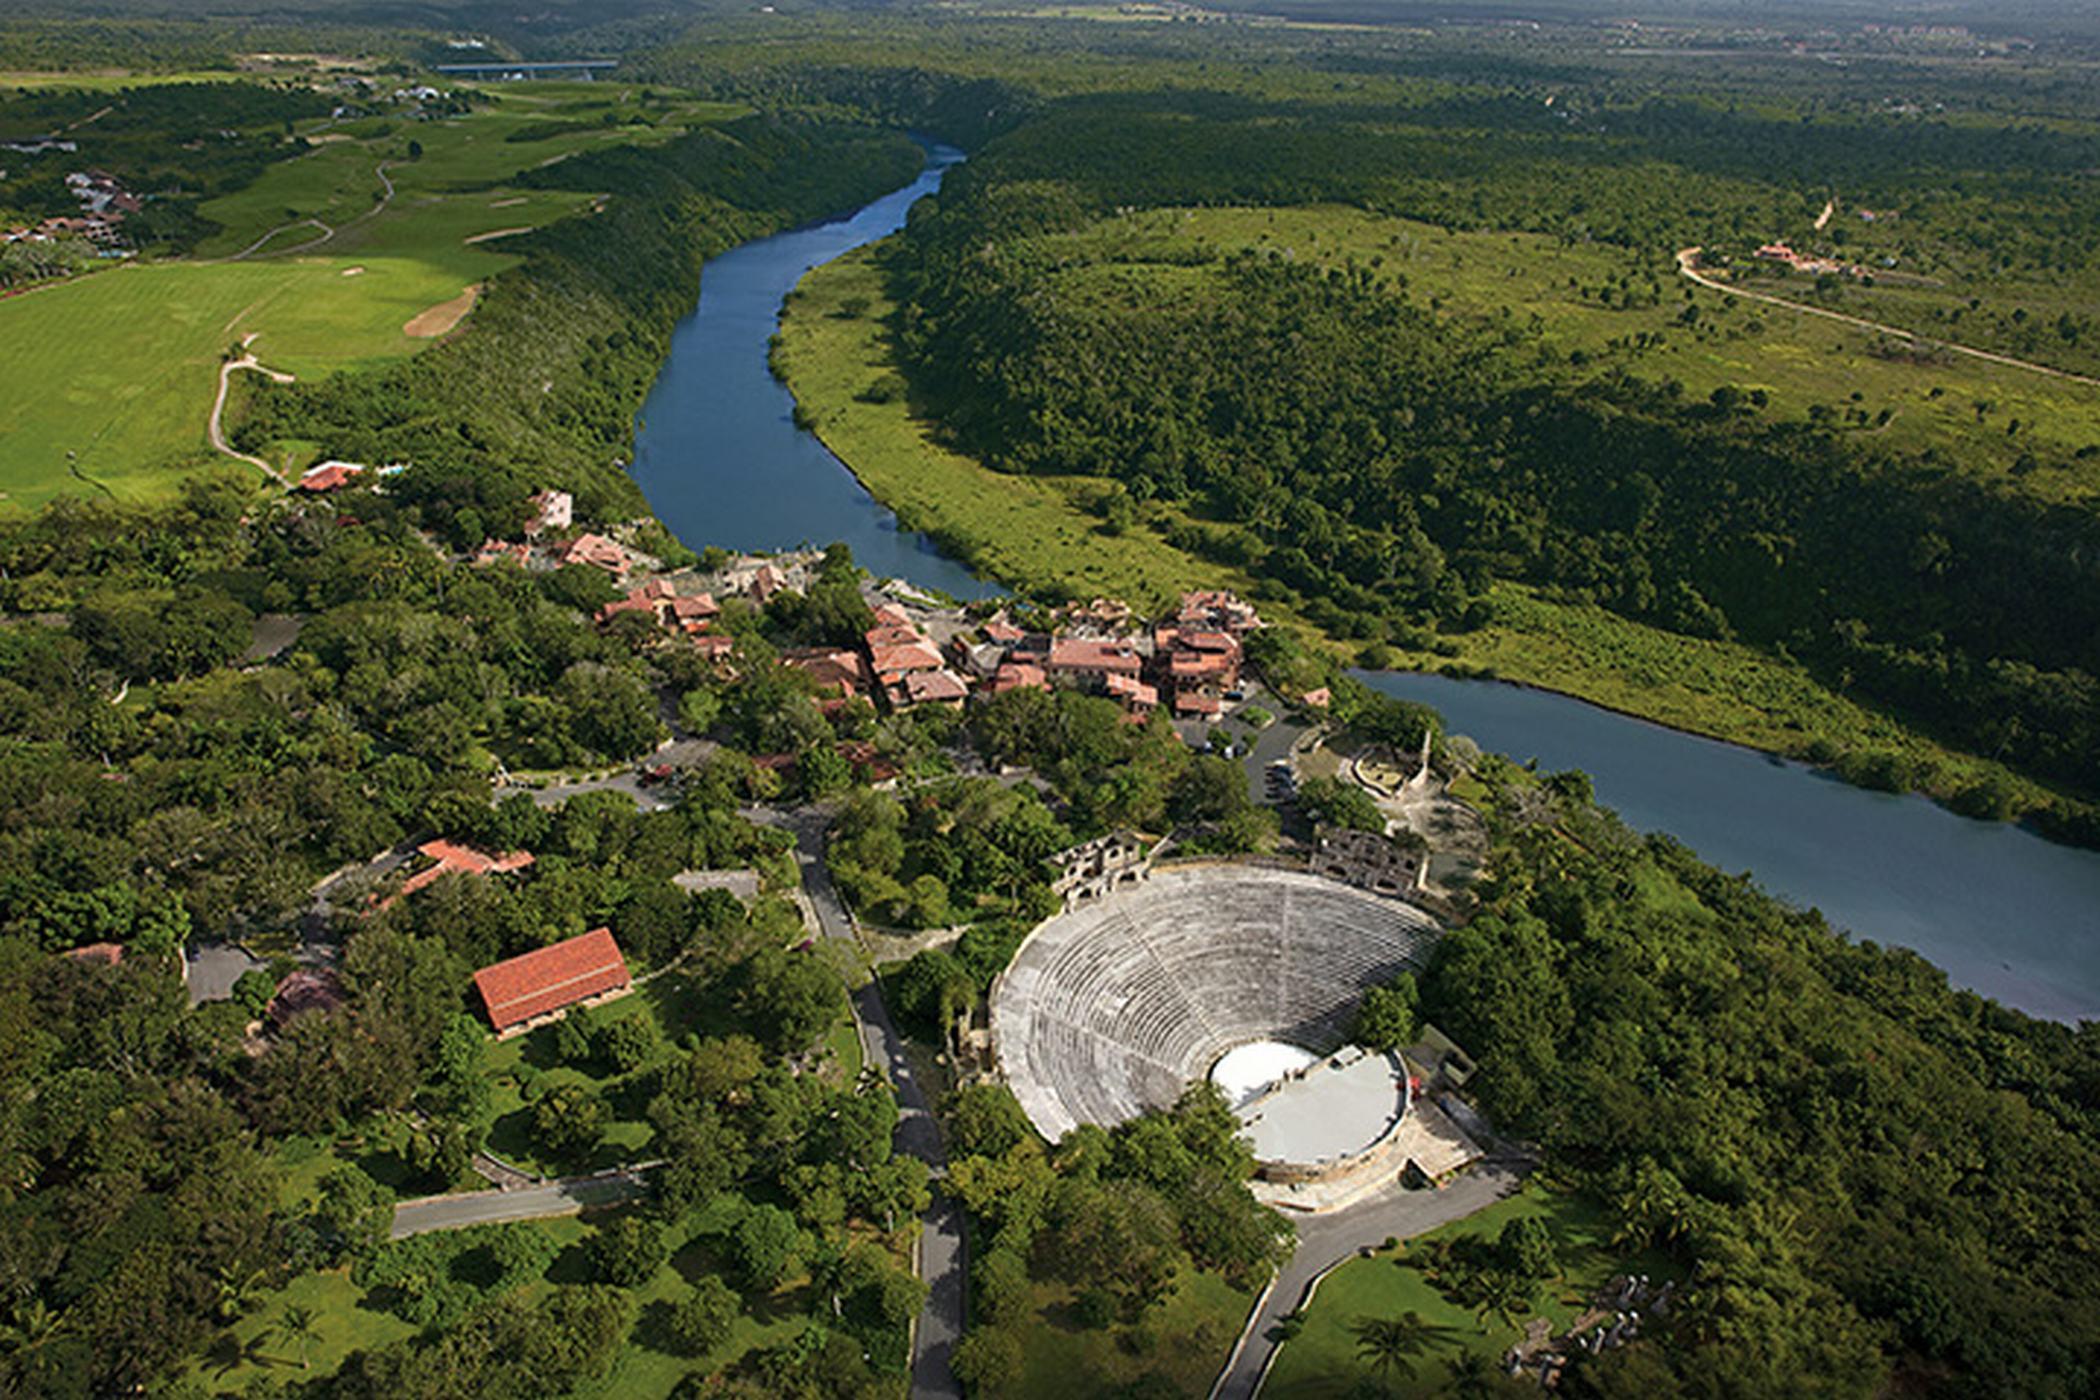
[489,196,526,208]
[340,265,365,277]
[464,226,530,245]
[403,284,479,338]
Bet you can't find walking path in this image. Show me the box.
[1210,1154,1530,1400]
[391,1165,659,1238]
[208,338,293,485]
[1674,247,2100,389]
[219,160,397,263]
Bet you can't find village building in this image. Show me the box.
[525,489,572,536]
[783,648,871,699]
[1310,825,1425,899]
[990,660,1049,695]
[266,969,346,1030]
[897,668,969,709]
[1104,671,1159,715]
[472,927,632,1035]
[1049,830,1153,910]
[1047,637,1143,690]
[556,533,635,576]
[295,461,366,493]
[1177,589,1262,636]
[393,839,535,904]
[473,539,531,568]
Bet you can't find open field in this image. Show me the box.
[1037,206,2100,505]
[1263,1187,1666,1398]
[0,82,742,513]
[779,243,2063,811]
[0,69,246,91]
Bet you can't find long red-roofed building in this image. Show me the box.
[473,927,632,1034]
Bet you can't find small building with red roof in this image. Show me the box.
[296,461,366,493]
[473,927,632,1035]
[557,533,635,576]
[784,648,870,698]
[391,839,535,905]
[896,669,969,709]
[990,661,1049,695]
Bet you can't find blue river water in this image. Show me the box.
[1360,671,2100,1022]
[629,142,997,599]
[623,147,2100,1023]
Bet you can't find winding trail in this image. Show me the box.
[219,160,397,263]
[1674,247,2100,389]
[208,337,294,485]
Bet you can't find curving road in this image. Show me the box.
[753,804,967,1400]
[1211,1154,1530,1399]
[208,342,294,485]
[1674,247,2100,389]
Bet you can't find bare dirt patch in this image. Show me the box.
[464,226,531,245]
[403,284,480,338]
[489,196,527,208]
[340,265,365,277]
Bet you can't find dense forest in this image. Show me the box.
[1417,754,2100,1397]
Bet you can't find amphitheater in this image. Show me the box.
[991,865,1441,1149]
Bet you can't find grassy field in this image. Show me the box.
[777,241,2061,809]
[1263,1186,1665,1398]
[0,83,742,514]
[1037,206,2100,505]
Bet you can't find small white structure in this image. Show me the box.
[526,489,573,536]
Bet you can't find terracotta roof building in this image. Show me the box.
[473,927,632,1034]
[1048,637,1143,684]
[397,839,534,902]
[784,648,870,698]
[557,533,634,576]
[296,461,366,493]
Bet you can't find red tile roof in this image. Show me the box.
[296,463,365,493]
[1175,691,1224,717]
[1048,638,1142,676]
[784,648,869,696]
[398,840,534,900]
[870,641,944,676]
[473,927,631,1032]
[991,661,1049,694]
[900,669,969,705]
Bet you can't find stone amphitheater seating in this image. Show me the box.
[992,867,1441,1142]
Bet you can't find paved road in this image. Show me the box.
[1212,1155,1530,1399]
[754,804,966,1400]
[498,771,672,812]
[391,1171,652,1238]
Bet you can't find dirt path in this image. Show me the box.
[1674,247,2100,390]
[208,336,293,485]
[220,159,396,263]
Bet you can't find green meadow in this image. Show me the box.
[0,82,744,513]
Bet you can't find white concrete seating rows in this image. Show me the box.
[993,867,1441,1140]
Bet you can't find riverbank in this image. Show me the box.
[774,241,2091,844]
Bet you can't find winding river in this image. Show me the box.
[628,148,2100,1023]
[630,141,996,599]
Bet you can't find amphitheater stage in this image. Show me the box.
[1239,1048,1408,1166]
[991,865,1442,1145]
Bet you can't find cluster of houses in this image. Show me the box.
[769,587,1265,726]
[1,168,142,251]
[1753,241,1869,279]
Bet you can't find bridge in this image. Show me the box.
[433,59,619,80]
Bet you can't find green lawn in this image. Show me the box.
[1264,1187,1666,1399]
[0,84,742,514]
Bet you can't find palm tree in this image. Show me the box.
[1444,1350,1503,1399]
[1351,1311,1463,1392]
[279,1303,319,1371]
[1472,1271,1533,1334]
